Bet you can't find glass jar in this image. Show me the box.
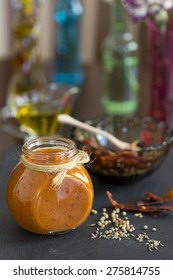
[6,136,94,234]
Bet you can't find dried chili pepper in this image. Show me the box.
[137,188,173,206]
[163,188,173,200]
[106,190,173,214]
[145,192,164,203]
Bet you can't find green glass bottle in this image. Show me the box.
[101,0,139,116]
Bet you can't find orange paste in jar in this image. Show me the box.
[6,145,94,234]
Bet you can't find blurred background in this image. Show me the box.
[0,0,157,151]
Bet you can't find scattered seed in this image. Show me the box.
[91,209,98,215]
[143,225,148,230]
[90,207,164,252]
[134,212,143,218]
[145,239,163,251]
[88,223,96,227]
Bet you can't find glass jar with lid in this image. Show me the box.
[6,136,94,234]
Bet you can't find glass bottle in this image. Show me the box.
[6,136,94,234]
[101,0,139,116]
[52,0,84,86]
[146,13,173,128]
[7,0,47,114]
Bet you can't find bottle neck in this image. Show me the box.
[55,0,83,23]
[56,0,82,9]
[110,0,128,34]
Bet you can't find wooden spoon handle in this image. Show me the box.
[58,114,130,150]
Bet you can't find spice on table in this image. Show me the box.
[136,232,149,242]
[121,211,127,216]
[135,232,163,251]
[91,207,135,240]
[134,212,143,218]
[106,190,173,214]
[91,209,98,215]
[89,189,173,251]
[145,239,164,251]
[137,188,173,206]
[90,208,164,252]
[143,225,148,230]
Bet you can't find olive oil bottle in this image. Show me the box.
[16,104,59,136]
[16,103,72,136]
[7,0,47,115]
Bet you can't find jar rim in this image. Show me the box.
[22,136,78,161]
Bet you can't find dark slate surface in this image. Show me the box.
[0,146,173,260]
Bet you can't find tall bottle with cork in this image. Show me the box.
[101,0,139,116]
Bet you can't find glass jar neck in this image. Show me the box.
[22,136,78,165]
[110,0,128,34]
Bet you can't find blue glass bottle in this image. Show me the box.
[53,0,84,86]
